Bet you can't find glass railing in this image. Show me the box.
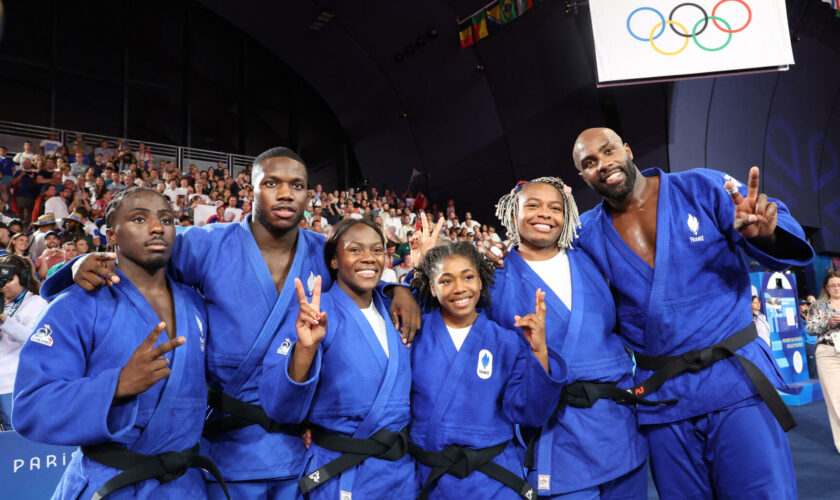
[0,120,255,176]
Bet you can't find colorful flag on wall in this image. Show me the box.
[486,3,503,33]
[458,21,474,48]
[472,11,489,41]
[516,0,534,15]
[457,0,547,49]
[500,0,518,23]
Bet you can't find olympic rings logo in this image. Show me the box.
[626,0,752,55]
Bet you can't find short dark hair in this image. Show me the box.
[252,147,306,174]
[411,242,495,310]
[104,186,170,227]
[324,218,385,281]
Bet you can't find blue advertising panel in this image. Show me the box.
[751,271,808,383]
[750,271,822,405]
[0,431,76,498]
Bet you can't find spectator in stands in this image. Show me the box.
[7,233,31,265]
[35,156,59,187]
[461,211,480,233]
[752,296,771,346]
[0,224,9,255]
[0,146,14,206]
[69,134,89,156]
[29,213,57,259]
[13,140,35,165]
[69,152,88,178]
[43,184,71,224]
[395,253,414,284]
[94,140,113,158]
[7,220,22,237]
[60,212,87,245]
[38,132,62,156]
[44,241,77,278]
[801,299,818,378]
[808,271,840,453]
[205,204,226,224]
[92,153,105,176]
[36,231,64,279]
[73,235,90,255]
[0,254,47,431]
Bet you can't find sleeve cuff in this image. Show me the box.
[284,342,322,387]
[101,367,139,439]
[542,347,568,386]
[739,226,814,270]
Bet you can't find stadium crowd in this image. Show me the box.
[0,134,508,284]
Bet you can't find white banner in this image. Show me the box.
[589,0,794,84]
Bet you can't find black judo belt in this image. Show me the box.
[632,322,796,431]
[203,386,296,436]
[523,379,677,469]
[81,443,230,500]
[410,441,536,500]
[298,425,410,494]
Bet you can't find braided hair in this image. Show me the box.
[411,242,496,311]
[494,177,580,249]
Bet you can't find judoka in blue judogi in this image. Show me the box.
[40,149,421,500]
[572,128,814,499]
[488,178,648,499]
[15,187,226,499]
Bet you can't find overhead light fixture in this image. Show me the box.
[309,10,334,31]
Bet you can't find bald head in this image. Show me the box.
[573,127,638,202]
[573,128,625,169]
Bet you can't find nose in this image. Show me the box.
[276,183,294,200]
[149,217,164,235]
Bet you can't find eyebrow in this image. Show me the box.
[579,140,612,163]
[262,175,306,184]
[522,197,562,204]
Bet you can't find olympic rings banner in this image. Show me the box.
[589,0,794,85]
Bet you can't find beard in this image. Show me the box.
[254,202,301,238]
[592,157,638,201]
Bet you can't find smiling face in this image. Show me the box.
[516,183,565,251]
[252,156,308,235]
[574,128,638,201]
[331,223,386,301]
[431,254,481,326]
[106,191,175,274]
[12,235,28,254]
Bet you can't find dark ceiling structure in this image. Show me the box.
[0,0,837,246]
[196,0,840,237]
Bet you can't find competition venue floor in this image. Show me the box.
[645,401,840,499]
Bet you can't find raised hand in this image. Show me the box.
[410,210,445,266]
[294,276,327,352]
[72,252,120,291]
[114,322,184,400]
[514,289,549,372]
[289,276,327,383]
[724,167,778,240]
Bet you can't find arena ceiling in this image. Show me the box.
[197,0,840,226]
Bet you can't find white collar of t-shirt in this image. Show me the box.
[523,250,572,309]
[446,324,471,351]
[360,302,389,358]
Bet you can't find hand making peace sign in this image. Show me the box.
[724,166,778,240]
[294,276,327,352]
[410,210,446,266]
[115,322,184,400]
[289,276,327,383]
